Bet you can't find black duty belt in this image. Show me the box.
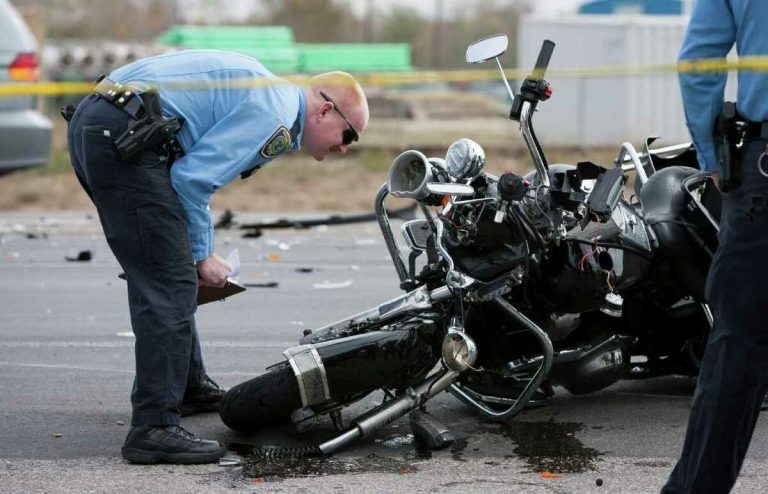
[742,120,768,140]
[93,75,144,120]
[91,75,185,161]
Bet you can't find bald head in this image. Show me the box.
[302,71,369,161]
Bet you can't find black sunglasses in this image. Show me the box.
[320,91,359,146]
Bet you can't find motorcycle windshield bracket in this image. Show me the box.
[283,345,331,408]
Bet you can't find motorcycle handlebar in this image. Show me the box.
[532,39,555,78]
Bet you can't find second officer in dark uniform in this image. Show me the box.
[663,0,768,492]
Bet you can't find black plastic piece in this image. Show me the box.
[498,172,526,202]
[586,167,624,218]
[409,410,454,450]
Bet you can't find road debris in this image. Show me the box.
[65,250,92,262]
[213,209,235,229]
[313,280,353,290]
[242,282,279,288]
[295,267,314,273]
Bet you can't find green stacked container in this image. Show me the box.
[156,26,413,74]
[298,44,412,73]
[156,25,300,74]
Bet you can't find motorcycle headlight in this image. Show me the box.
[387,150,446,200]
[445,138,485,180]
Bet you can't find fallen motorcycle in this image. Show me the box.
[220,35,721,456]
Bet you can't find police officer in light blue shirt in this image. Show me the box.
[66,50,369,464]
[663,0,768,492]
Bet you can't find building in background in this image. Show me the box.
[579,0,684,15]
[516,2,733,148]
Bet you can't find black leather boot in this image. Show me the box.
[180,375,225,416]
[122,425,226,464]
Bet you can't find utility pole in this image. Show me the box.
[363,0,374,42]
[432,0,443,68]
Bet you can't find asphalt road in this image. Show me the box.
[1,212,767,493]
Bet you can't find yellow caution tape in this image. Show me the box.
[1,56,766,97]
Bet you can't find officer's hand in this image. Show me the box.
[711,171,720,190]
[197,254,232,288]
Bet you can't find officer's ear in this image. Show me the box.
[318,100,334,120]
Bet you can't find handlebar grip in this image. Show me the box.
[532,40,555,78]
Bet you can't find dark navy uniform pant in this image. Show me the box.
[663,138,768,493]
[67,94,205,427]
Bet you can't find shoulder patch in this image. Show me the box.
[259,126,292,159]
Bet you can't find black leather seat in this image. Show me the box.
[639,166,709,301]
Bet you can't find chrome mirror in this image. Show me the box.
[466,34,508,64]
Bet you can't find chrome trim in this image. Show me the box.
[520,100,550,188]
[616,142,648,185]
[449,296,553,420]
[300,285,453,344]
[702,303,714,330]
[375,183,408,284]
[318,370,459,455]
[283,345,331,408]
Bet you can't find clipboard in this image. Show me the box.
[117,273,246,305]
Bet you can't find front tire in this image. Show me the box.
[219,362,301,434]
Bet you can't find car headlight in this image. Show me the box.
[445,138,485,180]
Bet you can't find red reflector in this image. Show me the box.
[545,85,553,97]
[9,52,40,81]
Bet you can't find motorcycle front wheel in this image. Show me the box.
[219,362,300,433]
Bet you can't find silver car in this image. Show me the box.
[0,0,52,174]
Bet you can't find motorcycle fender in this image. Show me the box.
[283,321,440,408]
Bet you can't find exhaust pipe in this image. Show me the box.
[318,369,459,455]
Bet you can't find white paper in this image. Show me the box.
[226,248,241,279]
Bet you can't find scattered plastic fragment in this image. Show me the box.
[295,267,314,273]
[541,471,561,479]
[354,238,378,246]
[66,250,92,262]
[214,210,234,229]
[53,433,62,438]
[218,457,241,467]
[596,478,603,486]
[349,264,360,271]
[117,421,125,426]
[267,254,280,262]
[278,242,291,251]
[313,280,353,290]
[252,479,264,485]
[382,434,414,448]
[399,467,414,475]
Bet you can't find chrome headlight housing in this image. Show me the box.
[445,138,485,180]
[387,150,447,200]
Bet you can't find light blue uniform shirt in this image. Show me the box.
[110,50,306,261]
[679,0,768,172]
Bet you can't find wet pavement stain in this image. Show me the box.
[228,443,419,482]
[481,419,603,473]
[450,437,468,462]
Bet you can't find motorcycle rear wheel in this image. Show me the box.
[219,362,301,433]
